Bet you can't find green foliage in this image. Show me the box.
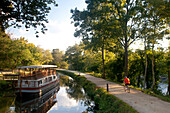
[0,81,15,113]
[104,50,124,82]
[64,39,168,95]
[94,92,137,113]
[86,72,102,78]
[71,0,149,77]
[64,44,85,70]
[0,0,58,36]
[0,31,54,70]
[70,0,169,85]
[51,49,68,69]
[0,80,14,96]
[0,96,15,113]
[42,50,53,64]
[57,70,138,113]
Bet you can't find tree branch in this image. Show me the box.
[118,37,125,47]
[128,35,140,47]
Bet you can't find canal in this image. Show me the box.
[3,74,94,113]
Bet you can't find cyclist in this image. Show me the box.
[124,76,130,93]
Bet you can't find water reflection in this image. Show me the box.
[15,86,59,113]
[7,74,94,113]
[158,82,168,95]
[49,75,94,113]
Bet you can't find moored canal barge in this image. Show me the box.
[15,65,59,97]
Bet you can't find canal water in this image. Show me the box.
[158,82,168,95]
[1,74,168,113]
[4,75,94,113]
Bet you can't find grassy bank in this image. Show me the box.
[86,71,170,103]
[0,80,15,113]
[57,70,138,113]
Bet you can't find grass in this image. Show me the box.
[86,71,102,78]
[86,71,170,103]
[57,69,138,113]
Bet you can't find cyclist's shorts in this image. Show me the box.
[125,83,130,86]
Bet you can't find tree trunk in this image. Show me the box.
[151,44,155,90]
[168,70,170,95]
[124,36,128,77]
[144,37,147,89]
[124,1,129,77]
[102,37,105,79]
[151,20,156,91]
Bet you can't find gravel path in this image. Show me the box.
[60,69,170,113]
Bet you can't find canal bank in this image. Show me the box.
[57,69,137,113]
[58,69,170,113]
[0,80,15,113]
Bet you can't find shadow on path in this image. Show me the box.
[60,69,170,113]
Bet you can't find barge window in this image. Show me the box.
[49,77,52,81]
[25,81,28,84]
[53,76,56,79]
[39,80,42,84]
[45,78,48,82]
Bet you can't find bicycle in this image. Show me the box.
[124,84,130,93]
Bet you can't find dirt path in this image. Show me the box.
[60,69,170,113]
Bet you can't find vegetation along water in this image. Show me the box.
[0,0,169,112]
[0,72,137,113]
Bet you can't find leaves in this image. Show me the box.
[0,0,58,35]
[0,31,54,69]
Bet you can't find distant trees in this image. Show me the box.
[42,50,53,65]
[65,44,85,70]
[51,49,68,69]
[0,31,53,70]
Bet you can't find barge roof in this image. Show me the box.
[16,65,57,69]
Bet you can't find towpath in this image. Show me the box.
[60,69,170,113]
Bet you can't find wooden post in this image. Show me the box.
[3,74,4,80]
[30,68,32,76]
[107,83,109,92]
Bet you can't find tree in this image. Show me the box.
[109,0,146,77]
[71,0,145,77]
[144,0,169,90]
[65,44,84,70]
[147,0,170,94]
[0,30,12,69]
[0,31,53,70]
[71,2,110,78]
[168,53,170,95]
[51,49,68,69]
[0,34,34,69]
[104,48,124,82]
[42,50,53,65]
[0,0,58,36]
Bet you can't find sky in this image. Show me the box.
[6,0,169,52]
[6,0,87,52]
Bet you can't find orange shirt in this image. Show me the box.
[124,78,130,84]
